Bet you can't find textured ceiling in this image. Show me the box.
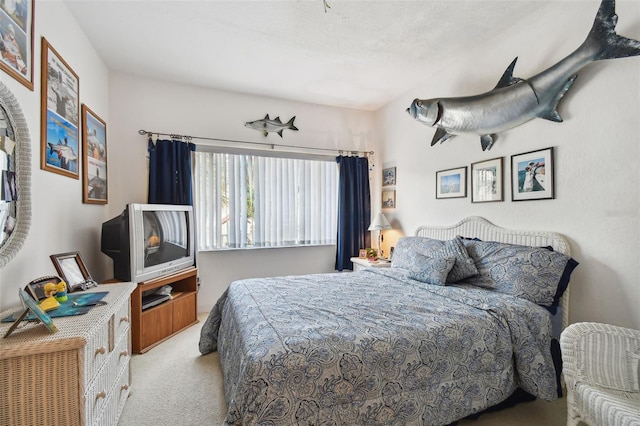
[64,0,564,111]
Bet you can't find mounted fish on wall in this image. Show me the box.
[407,0,640,151]
[245,114,299,137]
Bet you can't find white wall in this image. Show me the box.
[107,72,376,312]
[0,1,110,310]
[375,1,640,330]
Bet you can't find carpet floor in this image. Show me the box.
[118,313,567,425]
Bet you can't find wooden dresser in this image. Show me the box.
[0,282,136,426]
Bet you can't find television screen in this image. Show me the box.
[142,210,189,268]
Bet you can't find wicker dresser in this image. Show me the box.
[0,282,136,426]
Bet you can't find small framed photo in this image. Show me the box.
[436,166,467,199]
[81,104,108,204]
[50,252,94,293]
[358,249,367,258]
[471,157,503,203]
[0,0,35,90]
[511,147,554,201]
[25,276,62,301]
[40,37,80,179]
[382,167,396,186]
[382,189,396,208]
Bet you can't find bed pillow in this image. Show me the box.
[408,254,456,286]
[391,236,445,270]
[461,240,579,306]
[431,236,478,282]
[392,236,478,283]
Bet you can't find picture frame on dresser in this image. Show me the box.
[3,288,58,338]
[50,251,94,292]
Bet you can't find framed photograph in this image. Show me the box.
[50,252,93,293]
[82,104,108,204]
[358,249,367,258]
[511,147,554,201]
[0,0,34,90]
[3,288,59,338]
[382,189,396,208]
[471,157,503,203]
[40,37,80,179]
[436,166,467,199]
[25,276,62,301]
[382,166,396,186]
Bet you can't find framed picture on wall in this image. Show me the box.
[436,166,467,199]
[471,157,503,203]
[511,147,554,201]
[382,167,396,186]
[382,189,396,208]
[81,104,108,204]
[0,0,34,90]
[40,37,80,179]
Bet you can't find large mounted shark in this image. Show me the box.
[407,0,640,151]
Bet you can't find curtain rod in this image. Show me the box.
[138,129,373,157]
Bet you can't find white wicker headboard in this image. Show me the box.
[415,216,571,330]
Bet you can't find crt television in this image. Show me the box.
[101,203,195,282]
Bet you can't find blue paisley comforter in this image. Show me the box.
[199,268,557,426]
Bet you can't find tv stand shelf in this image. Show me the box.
[130,267,198,353]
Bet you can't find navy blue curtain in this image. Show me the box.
[148,138,195,205]
[335,155,371,271]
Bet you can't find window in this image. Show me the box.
[194,150,338,250]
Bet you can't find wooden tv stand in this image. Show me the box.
[130,267,198,353]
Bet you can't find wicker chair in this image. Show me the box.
[560,322,640,426]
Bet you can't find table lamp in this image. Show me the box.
[368,213,391,258]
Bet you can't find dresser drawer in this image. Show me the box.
[95,364,131,426]
[84,330,130,425]
[113,301,131,345]
[84,315,111,385]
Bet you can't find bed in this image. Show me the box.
[199,216,578,425]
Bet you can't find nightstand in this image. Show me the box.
[350,257,392,271]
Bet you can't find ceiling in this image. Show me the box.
[64,0,564,111]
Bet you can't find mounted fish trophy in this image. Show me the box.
[407,0,640,151]
[245,114,299,138]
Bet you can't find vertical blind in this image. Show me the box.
[194,151,338,250]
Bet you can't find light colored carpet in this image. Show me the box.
[118,313,567,425]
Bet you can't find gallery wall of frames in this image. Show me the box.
[0,0,108,205]
[435,146,554,203]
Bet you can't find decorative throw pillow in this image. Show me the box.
[408,254,456,286]
[431,236,479,283]
[461,240,579,306]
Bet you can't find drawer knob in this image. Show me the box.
[119,350,129,357]
[95,347,106,355]
[96,391,107,400]
[121,384,129,391]
[120,316,129,323]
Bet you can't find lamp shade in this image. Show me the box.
[368,213,391,231]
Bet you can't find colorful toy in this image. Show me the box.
[55,281,68,302]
